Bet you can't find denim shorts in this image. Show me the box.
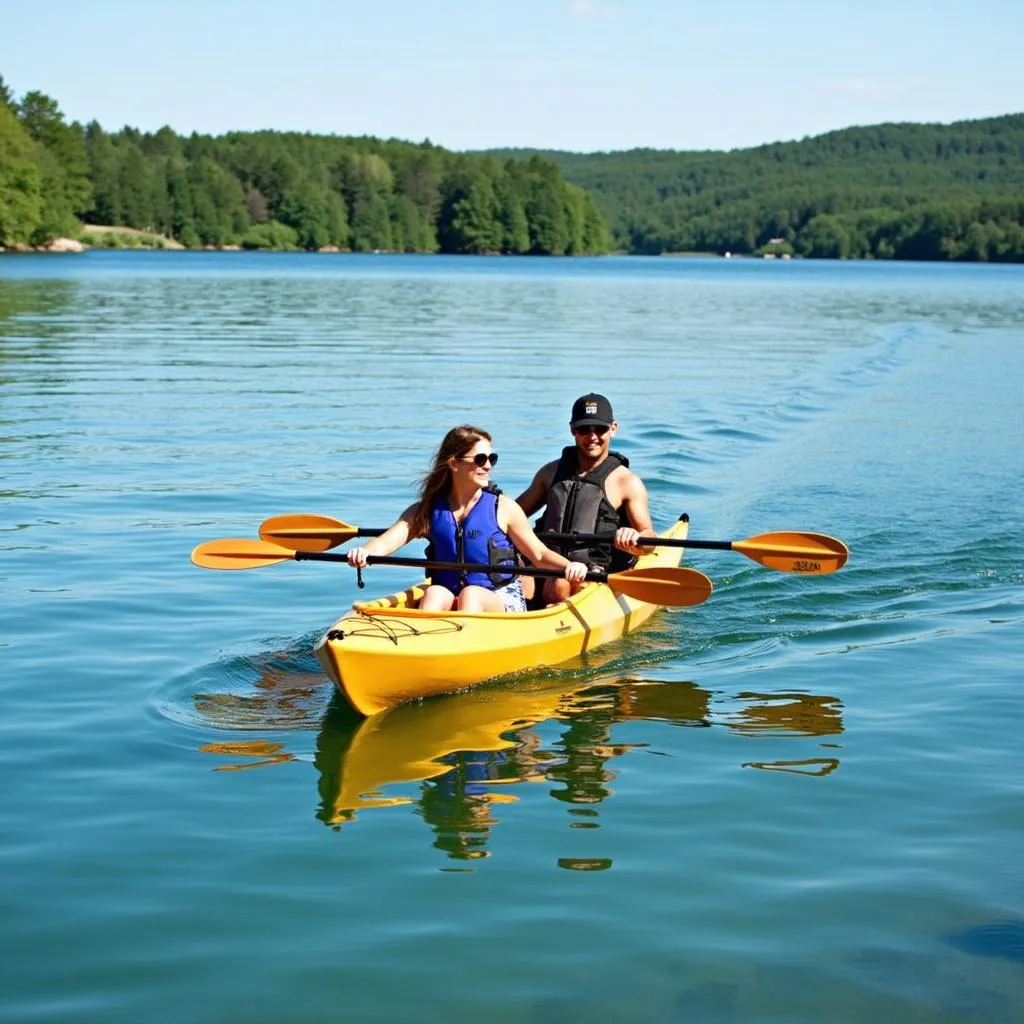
[493,578,527,613]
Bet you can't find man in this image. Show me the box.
[516,393,656,605]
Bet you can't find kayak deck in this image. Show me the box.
[315,514,690,716]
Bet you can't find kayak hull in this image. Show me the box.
[315,515,690,716]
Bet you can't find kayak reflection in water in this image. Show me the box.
[345,424,587,613]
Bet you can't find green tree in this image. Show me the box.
[0,74,15,111]
[388,194,426,252]
[117,143,154,229]
[796,214,852,258]
[336,151,395,250]
[241,220,299,250]
[562,185,587,255]
[392,144,443,246]
[85,122,121,225]
[0,102,43,244]
[495,161,530,253]
[166,161,198,246]
[580,190,611,253]
[143,126,184,160]
[522,157,570,255]
[187,157,247,245]
[438,161,504,253]
[30,145,77,243]
[17,90,91,220]
[148,159,172,237]
[280,178,348,249]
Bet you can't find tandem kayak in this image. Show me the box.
[315,514,693,716]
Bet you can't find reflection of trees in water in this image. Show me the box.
[197,668,845,865]
[723,690,844,777]
[1,278,83,494]
[740,757,840,777]
[0,279,81,377]
[0,278,80,333]
[199,739,296,771]
[725,691,844,738]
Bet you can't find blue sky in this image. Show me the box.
[3,0,1022,152]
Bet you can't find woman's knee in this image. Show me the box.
[420,585,456,611]
[456,586,503,613]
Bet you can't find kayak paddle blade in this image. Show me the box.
[191,538,298,570]
[259,513,358,552]
[735,532,849,574]
[607,566,713,606]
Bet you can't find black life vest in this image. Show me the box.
[540,447,635,571]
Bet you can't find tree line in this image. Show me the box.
[490,114,1024,262]
[0,75,610,254]
[2,70,1021,261]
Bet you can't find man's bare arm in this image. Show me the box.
[515,462,556,518]
[614,471,656,554]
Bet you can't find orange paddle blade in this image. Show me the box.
[606,566,713,606]
[191,538,298,570]
[259,513,358,552]
[733,532,849,574]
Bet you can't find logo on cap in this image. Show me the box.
[585,401,598,416]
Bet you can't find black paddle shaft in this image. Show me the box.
[329,526,730,552]
[538,531,732,551]
[294,550,611,583]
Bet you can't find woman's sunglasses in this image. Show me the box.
[573,424,610,437]
[460,452,499,468]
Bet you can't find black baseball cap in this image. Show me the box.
[570,393,614,428]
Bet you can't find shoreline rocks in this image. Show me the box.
[0,237,86,253]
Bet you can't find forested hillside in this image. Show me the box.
[2,68,1021,261]
[0,75,609,255]
[489,114,1024,260]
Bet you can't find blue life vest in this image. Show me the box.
[429,490,516,592]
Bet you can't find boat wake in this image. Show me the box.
[156,632,333,732]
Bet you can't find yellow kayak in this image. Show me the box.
[315,515,690,716]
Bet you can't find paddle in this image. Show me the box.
[191,539,713,607]
[259,513,381,551]
[258,513,848,575]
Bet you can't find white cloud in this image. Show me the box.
[569,1,618,19]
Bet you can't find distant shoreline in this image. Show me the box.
[0,228,768,259]
[0,245,759,259]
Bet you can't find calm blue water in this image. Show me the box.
[2,251,1023,1023]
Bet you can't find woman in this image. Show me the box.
[346,425,589,612]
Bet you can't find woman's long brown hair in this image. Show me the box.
[408,425,492,538]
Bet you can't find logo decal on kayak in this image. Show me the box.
[555,621,572,635]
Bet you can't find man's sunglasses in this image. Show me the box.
[573,424,610,437]
[460,452,499,468]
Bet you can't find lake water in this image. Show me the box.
[2,251,1023,1023]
